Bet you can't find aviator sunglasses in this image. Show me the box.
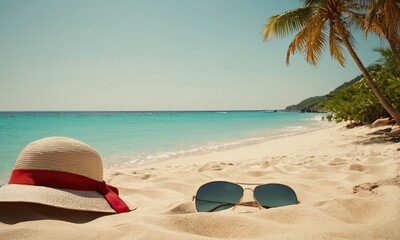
[193,181,299,212]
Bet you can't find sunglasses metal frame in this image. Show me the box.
[192,181,299,212]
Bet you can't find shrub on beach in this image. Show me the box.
[322,49,400,125]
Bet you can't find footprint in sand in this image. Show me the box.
[131,171,154,180]
[109,171,123,176]
[353,175,400,194]
[197,162,224,172]
[245,170,268,177]
[139,174,152,180]
[328,158,347,166]
[353,182,379,193]
[349,164,365,172]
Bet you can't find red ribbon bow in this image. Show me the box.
[8,169,130,213]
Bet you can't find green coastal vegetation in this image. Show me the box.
[285,48,399,125]
[262,0,400,127]
[285,74,364,113]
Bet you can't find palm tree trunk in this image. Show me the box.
[335,16,400,126]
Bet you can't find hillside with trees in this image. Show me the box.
[285,75,363,112]
[285,48,400,125]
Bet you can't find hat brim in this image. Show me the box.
[0,184,137,213]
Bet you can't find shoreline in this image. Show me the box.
[103,115,330,170]
[115,121,341,171]
[0,111,325,185]
[0,119,330,185]
[1,123,399,239]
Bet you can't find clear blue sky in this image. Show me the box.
[0,0,387,111]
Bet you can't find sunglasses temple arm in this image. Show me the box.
[252,193,263,210]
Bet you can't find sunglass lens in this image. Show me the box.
[195,181,243,212]
[254,184,298,208]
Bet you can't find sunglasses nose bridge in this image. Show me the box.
[242,187,255,201]
[243,187,254,192]
[236,187,263,210]
[248,188,264,209]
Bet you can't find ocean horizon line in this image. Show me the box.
[0,109,289,113]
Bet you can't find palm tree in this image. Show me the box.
[263,0,400,125]
[364,0,400,64]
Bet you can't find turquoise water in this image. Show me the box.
[0,111,326,184]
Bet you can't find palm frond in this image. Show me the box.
[285,13,327,66]
[364,0,382,31]
[345,10,366,32]
[365,19,386,38]
[263,7,314,41]
[356,0,372,8]
[286,26,310,64]
[329,26,346,66]
[348,0,371,11]
[301,0,325,7]
[365,0,400,41]
[335,20,357,51]
[384,0,400,44]
[304,15,327,65]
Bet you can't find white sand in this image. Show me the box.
[1,123,399,239]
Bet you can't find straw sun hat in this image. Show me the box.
[0,137,137,213]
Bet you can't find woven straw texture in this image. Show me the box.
[0,184,136,212]
[0,136,137,213]
[14,137,103,181]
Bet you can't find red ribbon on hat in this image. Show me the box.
[8,169,130,213]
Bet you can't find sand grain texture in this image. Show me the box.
[1,123,399,239]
